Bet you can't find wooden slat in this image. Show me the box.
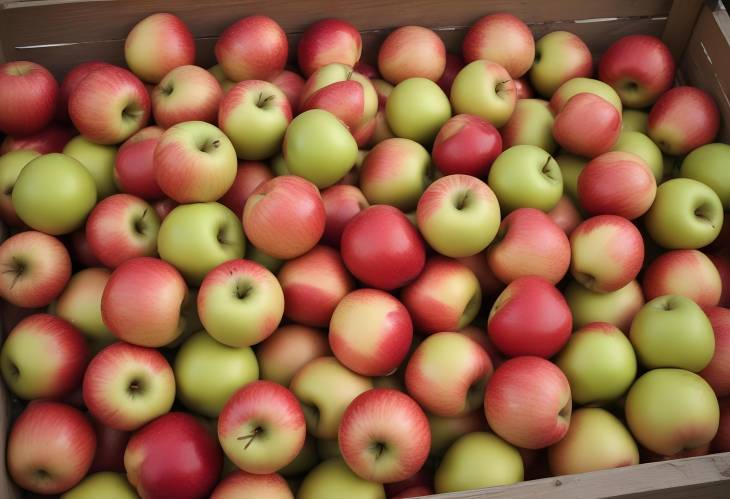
[662,0,704,59]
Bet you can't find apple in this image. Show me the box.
[339,388,430,483]
[0,61,58,135]
[61,472,138,499]
[501,98,557,153]
[56,61,114,121]
[647,86,720,155]
[377,25,445,84]
[529,31,592,97]
[154,121,237,203]
[370,109,396,145]
[712,397,730,453]
[548,195,582,235]
[0,149,40,225]
[12,153,97,235]
[257,325,329,386]
[488,145,563,212]
[599,35,675,108]
[89,418,130,473]
[570,215,644,292]
[62,135,118,199]
[432,114,502,178]
[626,368,719,455]
[643,250,721,307]
[153,197,178,218]
[124,13,194,83]
[698,307,730,398]
[220,79,292,161]
[113,126,164,200]
[555,322,637,404]
[434,431,523,493]
[243,175,326,259]
[622,109,649,133]
[555,153,586,202]
[487,207,571,284]
[548,408,639,475]
[355,61,379,78]
[321,184,369,246]
[329,288,412,376]
[450,60,515,128]
[485,356,572,449]
[7,402,95,494]
[152,65,222,127]
[645,178,724,249]
[386,77,451,144]
[278,245,354,327]
[428,411,486,457]
[0,230,71,308]
[216,16,288,81]
[125,412,222,499]
[270,69,305,113]
[71,230,103,267]
[1,124,73,156]
[55,268,114,344]
[197,259,284,347]
[550,77,622,113]
[463,13,534,78]
[680,143,730,209]
[218,161,273,218]
[297,18,362,77]
[341,205,425,290]
[436,52,464,94]
[565,279,644,332]
[1,314,88,400]
[709,254,730,308]
[298,458,385,499]
[488,276,572,358]
[553,93,621,157]
[610,130,664,181]
[211,471,293,499]
[69,65,150,144]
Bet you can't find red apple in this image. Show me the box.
[0,124,74,155]
[712,397,730,452]
[257,325,330,386]
[218,161,273,218]
[709,254,730,308]
[321,184,370,247]
[90,418,131,473]
[152,64,223,128]
[0,61,58,136]
[436,53,464,94]
[355,61,379,78]
[211,471,293,499]
[378,26,446,84]
[216,16,288,82]
[56,61,114,121]
[463,13,535,78]
[153,197,178,220]
[432,114,502,178]
[514,77,534,99]
[298,18,362,77]
[553,93,621,157]
[700,307,730,397]
[456,251,506,299]
[270,69,306,114]
[548,195,583,235]
[643,250,722,307]
[114,126,165,200]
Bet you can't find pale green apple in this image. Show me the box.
[622,109,649,133]
[680,143,730,209]
[501,99,557,153]
[488,145,563,212]
[564,279,644,332]
[0,149,40,225]
[61,472,139,499]
[450,60,515,128]
[279,435,319,477]
[248,245,284,273]
[12,153,97,235]
[625,368,719,456]
[283,109,358,188]
[157,202,245,285]
[435,432,523,493]
[548,408,639,475]
[611,131,663,181]
[429,412,485,456]
[270,153,290,176]
[174,331,259,417]
[62,135,118,198]
[386,77,451,145]
[555,153,587,202]
[529,31,593,97]
[298,458,385,499]
[555,323,637,405]
[645,178,724,249]
[551,77,622,113]
[54,268,115,344]
[629,295,715,372]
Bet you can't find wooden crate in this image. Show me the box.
[1,1,729,498]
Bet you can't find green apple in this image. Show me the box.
[174,331,258,417]
[61,472,139,499]
[529,31,592,98]
[501,99,557,153]
[551,77,622,113]
[645,178,724,249]
[284,109,358,188]
[622,109,649,133]
[629,295,715,372]
[12,153,97,235]
[548,408,639,475]
[157,202,245,285]
[611,131,663,181]
[450,60,515,128]
[62,135,118,199]
[54,268,115,345]
[434,432,523,493]
[248,245,284,273]
[279,435,319,477]
[555,322,637,405]
[386,77,451,145]
[555,153,587,202]
[429,411,485,456]
[680,143,730,209]
[564,279,644,332]
[0,149,40,225]
[488,145,563,212]
[271,153,291,176]
[625,368,719,456]
[298,458,385,499]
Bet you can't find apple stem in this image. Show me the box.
[237,427,263,450]
[257,93,274,107]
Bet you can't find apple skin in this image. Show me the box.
[218,161,273,219]
[125,412,222,499]
[329,288,413,376]
[418,173,502,257]
[341,205,426,290]
[298,18,362,77]
[709,254,730,308]
[56,268,114,344]
[432,114,502,178]
[555,153,586,202]
[124,13,194,83]
[699,307,730,397]
[645,178,724,249]
[530,31,592,97]
[450,60,516,128]
[643,250,721,307]
[7,401,96,495]
[1,314,89,400]
[69,65,150,145]
[463,13,534,78]
[278,245,354,327]
[428,411,486,457]
[405,332,493,416]
[488,276,572,358]
[578,151,656,219]
[61,471,139,499]
[101,257,188,347]
[152,65,222,128]
[401,257,482,333]
[339,388,430,483]
[599,35,675,108]
[487,207,571,284]
[56,61,114,121]
[299,458,386,499]
[0,230,71,308]
[211,471,293,499]
[712,396,730,453]
[114,130,165,200]
[378,26,446,84]
[2,124,74,157]
[0,149,39,225]
[321,184,370,246]
[216,16,288,81]
[680,143,730,209]
[553,93,621,158]
[270,69,305,113]
[550,77,623,113]
[622,109,649,132]
[0,61,58,136]
[436,53,464,94]
[197,259,284,347]
[647,86,720,155]
[501,99,557,153]
[626,368,719,456]
[89,419,130,473]
[218,380,306,474]
[485,356,572,449]
[570,215,645,293]
[257,325,329,386]
[386,77,452,145]
[548,195,583,235]
[62,135,118,199]
[611,130,664,182]
[565,279,644,332]
[555,322,637,405]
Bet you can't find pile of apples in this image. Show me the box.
[1,9,730,499]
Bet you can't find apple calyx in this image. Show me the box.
[127,377,145,397]
[370,440,388,459]
[237,426,264,449]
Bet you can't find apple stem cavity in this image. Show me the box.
[201,139,222,153]
[3,257,26,289]
[495,79,513,96]
[453,190,470,210]
[694,206,715,227]
[256,93,275,108]
[234,280,253,300]
[134,209,148,235]
[237,426,263,450]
